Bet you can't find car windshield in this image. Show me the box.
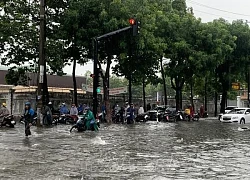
[225,107,236,110]
[228,109,246,114]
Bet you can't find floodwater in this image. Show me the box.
[0,119,250,180]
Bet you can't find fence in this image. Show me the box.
[0,90,247,116]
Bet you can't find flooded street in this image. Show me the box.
[1,120,250,180]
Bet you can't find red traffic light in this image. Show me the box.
[129,18,135,25]
[90,74,95,78]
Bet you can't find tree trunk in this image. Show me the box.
[99,54,112,123]
[214,91,218,117]
[129,74,132,104]
[43,65,49,104]
[180,88,183,110]
[142,78,146,111]
[190,78,194,110]
[160,57,167,105]
[103,79,111,123]
[176,88,181,110]
[72,58,77,106]
[220,89,227,113]
[204,77,207,111]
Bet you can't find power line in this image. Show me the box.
[194,9,236,20]
[187,0,250,17]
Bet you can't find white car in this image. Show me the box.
[218,106,238,120]
[220,108,250,124]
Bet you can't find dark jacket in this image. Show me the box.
[24,108,35,123]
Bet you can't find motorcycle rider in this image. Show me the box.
[70,103,78,121]
[60,103,69,115]
[127,103,135,124]
[23,102,35,136]
[77,104,84,115]
[84,107,98,131]
[138,105,144,115]
[48,101,55,114]
[0,103,10,126]
[42,102,53,125]
[124,102,129,118]
[114,104,121,123]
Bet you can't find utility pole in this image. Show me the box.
[93,38,98,116]
[37,0,46,126]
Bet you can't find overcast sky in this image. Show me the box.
[61,0,250,75]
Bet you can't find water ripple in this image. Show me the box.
[0,120,250,179]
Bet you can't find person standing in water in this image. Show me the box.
[23,102,35,136]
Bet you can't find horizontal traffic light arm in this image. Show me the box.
[96,26,132,40]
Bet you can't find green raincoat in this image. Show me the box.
[85,110,99,131]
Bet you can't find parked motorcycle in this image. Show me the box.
[0,115,16,128]
[175,111,184,121]
[193,112,200,121]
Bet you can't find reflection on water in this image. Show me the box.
[0,121,250,179]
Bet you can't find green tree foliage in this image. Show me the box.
[3,0,250,114]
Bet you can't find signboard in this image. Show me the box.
[232,82,240,90]
[39,65,44,83]
[109,87,127,95]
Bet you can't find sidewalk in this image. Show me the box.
[201,117,219,120]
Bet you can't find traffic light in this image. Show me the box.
[129,18,140,36]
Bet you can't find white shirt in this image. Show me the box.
[138,107,144,115]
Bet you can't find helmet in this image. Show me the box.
[25,102,31,106]
[2,103,6,107]
[85,106,90,110]
[48,102,52,105]
[62,103,65,105]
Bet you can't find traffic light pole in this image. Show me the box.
[92,20,139,117]
[92,26,133,117]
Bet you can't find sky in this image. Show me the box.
[64,0,250,76]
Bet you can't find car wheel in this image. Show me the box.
[240,118,245,124]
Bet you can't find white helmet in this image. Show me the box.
[48,102,52,105]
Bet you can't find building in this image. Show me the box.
[0,70,92,115]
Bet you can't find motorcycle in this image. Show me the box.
[193,112,200,121]
[70,116,100,132]
[70,117,86,132]
[0,115,16,128]
[175,111,184,121]
[112,111,121,123]
[57,114,78,124]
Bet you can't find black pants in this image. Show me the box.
[25,122,31,136]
